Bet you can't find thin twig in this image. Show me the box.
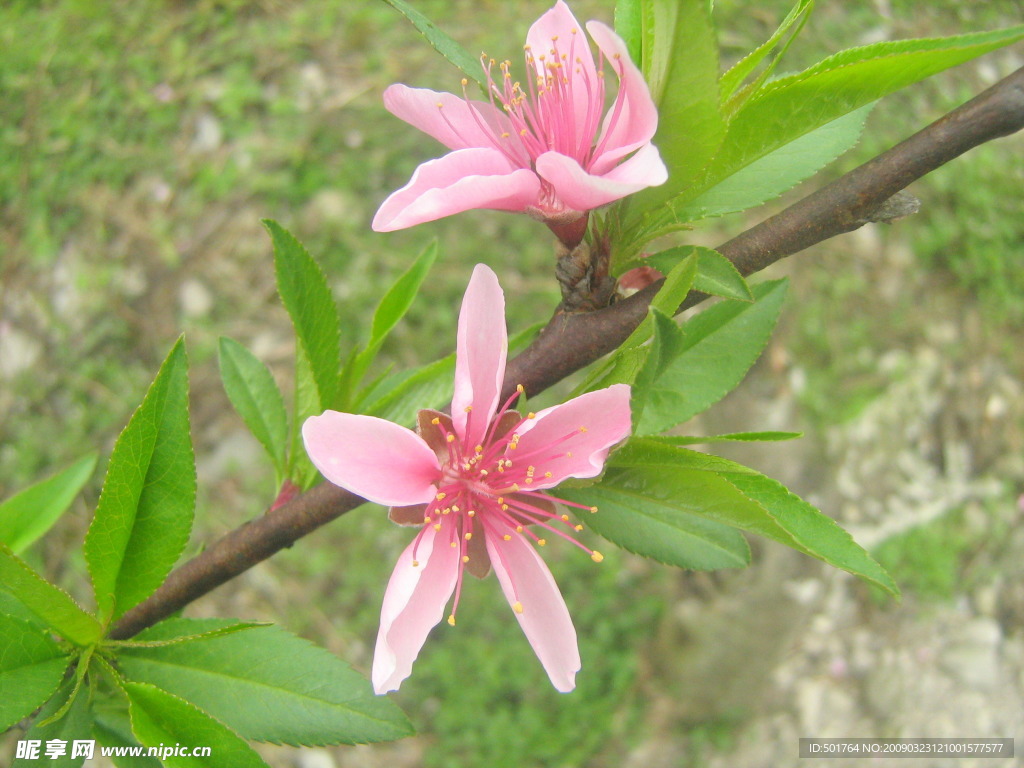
[109,66,1024,641]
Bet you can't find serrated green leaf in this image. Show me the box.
[613,439,899,594]
[719,0,814,103]
[621,252,698,349]
[369,242,438,350]
[660,431,803,444]
[614,0,642,65]
[626,0,725,227]
[118,618,413,746]
[0,547,101,646]
[107,620,269,649]
[709,25,1024,186]
[13,676,92,768]
[94,699,163,768]
[561,478,751,570]
[637,279,787,434]
[124,682,270,768]
[218,337,288,475]
[646,246,754,302]
[0,614,73,731]
[85,338,195,624]
[363,353,455,428]
[0,453,97,555]
[380,0,484,87]
[264,220,341,413]
[630,308,688,427]
[668,104,872,222]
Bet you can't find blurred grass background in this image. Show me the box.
[1,1,1022,766]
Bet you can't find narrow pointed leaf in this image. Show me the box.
[0,546,101,646]
[560,480,751,571]
[660,431,803,444]
[612,439,899,594]
[646,246,754,302]
[84,338,195,623]
[12,676,92,768]
[0,614,73,731]
[710,25,1024,185]
[368,242,438,349]
[93,698,163,768]
[218,337,288,474]
[637,279,787,434]
[118,618,413,746]
[614,0,642,65]
[379,0,484,86]
[668,104,872,222]
[264,219,341,411]
[0,453,97,554]
[124,682,271,768]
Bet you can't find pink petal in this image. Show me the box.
[526,1,599,129]
[451,264,508,448]
[372,148,540,232]
[484,519,580,692]
[512,383,631,487]
[535,144,666,212]
[302,411,440,506]
[372,523,460,693]
[585,21,661,174]
[383,85,522,158]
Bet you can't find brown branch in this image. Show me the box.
[109,65,1024,641]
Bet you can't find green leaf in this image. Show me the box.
[369,242,438,351]
[659,431,803,444]
[264,219,341,412]
[94,700,164,768]
[668,104,872,222]
[346,242,440,406]
[561,479,751,571]
[621,252,698,349]
[13,676,92,768]
[0,546,101,646]
[0,614,73,731]
[613,439,899,594]
[0,453,97,554]
[630,308,688,427]
[719,0,814,104]
[637,279,787,434]
[118,618,413,746]
[124,682,271,768]
[626,0,725,226]
[614,0,642,65]
[218,337,288,475]
[107,620,269,649]
[85,337,195,624]
[380,0,484,87]
[709,25,1024,185]
[363,353,456,428]
[646,246,754,302]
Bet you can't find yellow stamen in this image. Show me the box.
[412,560,419,567]
[436,492,446,500]
[513,601,524,614]
[590,506,598,514]
[446,434,456,443]
[462,555,469,563]
[465,532,473,540]
[516,525,524,533]
[447,615,456,626]
[537,539,547,547]
[464,405,473,413]
[591,551,605,563]
[434,523,441,531]
[503,534,512,541]
[431,417,440,425]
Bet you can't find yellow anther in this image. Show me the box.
[447,615,456,626]
[517,384,525,393]
[446,434,456,443]
[502,504,509,511]
[511,483,520,491]
[561,514,570,522]
[537,539,547,547]
[475,445,483,453]
[462,555,469,563]
[527,412,536,419]
[613,53,621,59]
[516,525,524,533]
[575,524,584,532]
[525,478,533,484]
[579,426,588,433]
[465,532,473,540]
[412,560,420,567]
[450,541,457,548]
[519,128,528,136]
[436,102,443,108]
[461,78,468,86]
[513,601,524,614]
[452,505,460,512]
[431,417,440,425]
[496,497,504,505]
[434,523,442,531]
[566,452,573,458]
[436,492,446,500]
[591,551,605,563]
[464,405,473,413]
[545,472,553,479]
[503,534,512,541]
[590,506,598,514]
[424,516,432,523]
[501,132,510,138]
[571,27,578,34]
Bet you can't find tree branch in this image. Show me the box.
[109,66,1024,641]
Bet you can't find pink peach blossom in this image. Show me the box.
[303,264,631,693]
[371,1,667,234]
